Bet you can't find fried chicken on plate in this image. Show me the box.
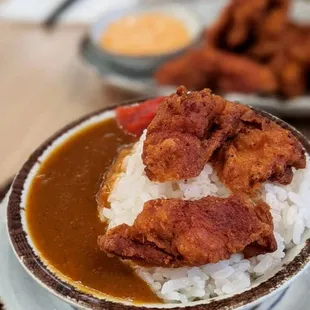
[155,47,278,94]
[205,0,310,98]
[155,0,310,99]
[98,194,276,267]
[207,0,290,57]
[268,23,310,98]
[154,49,209,91]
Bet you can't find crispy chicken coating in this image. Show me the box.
[143,87,305,192]
[205,0,310,98]
[207,0,290,57]
[142,87,261,182]
[286,23,310,65]
[98,194,277,267]
[206,0,310,98]
[154,49,209,91]
[197,48,277,94]
[142,86,227,182]
[155,47,278,94]
[155,0,310,99]
[246,1,291,61]
[268,23,310,98]
[212,112,306,195]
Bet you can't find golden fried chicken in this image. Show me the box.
[212,112,306,195]
[207,0,290,58]
[197,48,278,94]
[286,23,310,65]
[142,86,226,182]
[208,0,267,50]
[142,87,260,182]
[205,0,310,98]
[98,194,277,267]
[155,47,277,94]
[246,1,290,61]
[154,0,310,99]
[154,49,210,91]
[271,58,307,98]
[143,87,305,192]
[268,23,310,98]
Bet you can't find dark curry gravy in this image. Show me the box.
[26,117,161,303]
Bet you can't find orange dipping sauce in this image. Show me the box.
[100,12,191,56]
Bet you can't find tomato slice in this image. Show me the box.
[116,96,165,137]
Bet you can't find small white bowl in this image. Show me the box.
[89,3,203,74]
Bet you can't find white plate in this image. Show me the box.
[79,0,310,117]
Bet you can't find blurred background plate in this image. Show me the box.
[79,0,310,117]
[79,35,173,96]
[79,34,310,117]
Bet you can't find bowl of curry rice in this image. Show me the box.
[7,86,310,310]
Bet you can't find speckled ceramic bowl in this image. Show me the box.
[7,99,310,310]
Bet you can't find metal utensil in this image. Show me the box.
[42,0,79,30]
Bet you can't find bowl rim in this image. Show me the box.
[6,98,310,310]
[89,3,204,60]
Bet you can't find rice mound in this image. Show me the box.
[101,131,310,303]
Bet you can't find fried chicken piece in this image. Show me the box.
[213,112,306,195]
[142,86,258,182]
[271,58,307,98]
[286,23,310,65]
[204,0,310,98]
[154,49,210,91]
[197,48,278,94]
[246,1,290,61]
[207,0,290,58]
[98,194,277,267]
[268,23,310,98]
[143,87,305,190]
[155,47,278,94]
[142,86,226,182]
[143,131,208,182]
[203,101,255,161]
[208,0,268,50]
[156,0,310,99]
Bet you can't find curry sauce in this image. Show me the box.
[26,118,161,303]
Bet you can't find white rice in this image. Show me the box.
[101,131,310,303]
